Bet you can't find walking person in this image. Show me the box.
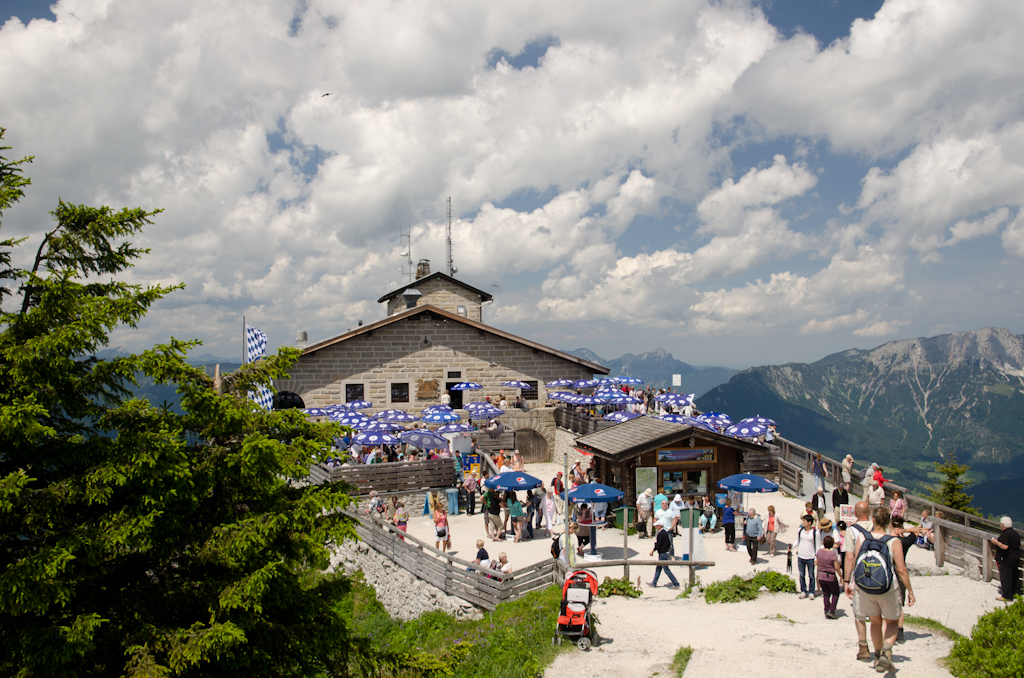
[744,508,763,565]
[486,487,504,541]
[524,488,542,540]
[765,505,786,556]
[433,498,451,553]
[648,521,680,588]
[890,516,924,643]
[722,499,738,551]
[844,506,915,672]
[542,487,559,537]
[636,488,654,538]
[812,488,828,521]
[816,535,842,619]
[508,492,525,542]
[889,490,907,519]
[844,501,873,662]
[991,516,1022,601]
[794,514,818,600]
[392,501,409,541]
[813,452,827,492]
[832,482,850,525]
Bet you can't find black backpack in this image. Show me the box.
[551,535,562,559]
[852,525,896,594]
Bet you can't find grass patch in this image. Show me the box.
[340,572,572,678]
[764,613,797,624]
[669,646,694,676]
[597,575,642,598]
[676,577,703,599]
[704,572,796,603]
[905,615,964,641]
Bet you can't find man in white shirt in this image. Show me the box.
[635,489,654,538]
[440,391,451,406]
[794,514,819,600]
[655,499,677,536]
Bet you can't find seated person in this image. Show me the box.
[699,508,717,533]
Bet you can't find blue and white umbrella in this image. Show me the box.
[501,380,533,389]
[421,410,462,424]
[655,392,694,406]
[574,379,601,389]
[353,431,400,446]
[717,473,779,494]
[602,393,641,405]
[546,378,575,388]
[463,401,492,410]
[615,376,645,385]
[399,429,449,450]
[421,405,453,414]
[361,420,405,432]
[342,400,373,410]
[468,407,504,420]
[450,382,482,391]
[570,395,604,405]
[603,411,643,422]
[372,409,420,422]
[323,403,349,413]
[738,416,777,428]
[434,422,476,433]
[659,414,716,431]
[567,483,625,504]
[331,411,371,427]
[726,423,767,438]
[547,391,573,401]
[698,412,733,428]
[302,407,331,417]
[484,472,543,491]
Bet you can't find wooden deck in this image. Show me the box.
[311,458,461,494]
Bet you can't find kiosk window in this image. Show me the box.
[522,380,538,400]
[345,384,364,402]
[390,383,409,403]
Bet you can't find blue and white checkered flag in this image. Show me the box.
[245,324,274,410]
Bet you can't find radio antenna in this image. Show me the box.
[445,197,457,276]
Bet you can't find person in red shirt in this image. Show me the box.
[873,465,891,487]
[552,472,564,495]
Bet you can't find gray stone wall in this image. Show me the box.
[330,539,483,621]
[554,426,594,473]
[386,278,484,322]
[278,313,594,410]
[501,407,557,462]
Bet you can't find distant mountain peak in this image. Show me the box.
[565,347,737,395]
[568,348,606,365]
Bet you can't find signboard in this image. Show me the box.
[839,504,857,523]
[635,466,657,498]
[657,448,716,464]
[462,453,480,480]
[672,374,681,386]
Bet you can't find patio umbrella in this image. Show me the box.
[547,392,573,401]
[399,429,449,450]
[483,472,543,491]
[571,395,604,405]
[421,405,453,415]
[615,376,645,385]
[342,400,373,410]
[717,473,779,493]
[546,378,575,388]
[567,483,626,557]
[463,401,492,410]
[698,412,733,429]
[655,392,694,406]
[421,410,462,424]
[450,382,482,391]
[659,415,716,431]
[434,422,476,433]
[361,420,405,432]
[330,411,370,427]
[602,393,640,405]
[603,411,643,422]
[574,379,601,388]
[737,416,777,427]
[373,409,420,422]
[501,380,532,389]
[468,407,504,420]
[353,431,400,446]
[323,403,349,413]
[302,407,331,417]
[726,423,767,438]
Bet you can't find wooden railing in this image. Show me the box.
[472,431,516,454]
[350,511,560,609]
[312,458,461,495]
[932,517,1023,585]
[553,407,617,435]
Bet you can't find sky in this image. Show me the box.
[2,0,1023,370]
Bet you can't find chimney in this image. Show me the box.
[296,331,307,348]
[416,259,431,279]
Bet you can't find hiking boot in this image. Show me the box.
[875,650,894,672]
[825,611,837,620]
[856,644,872,662]
[897,628,905,644]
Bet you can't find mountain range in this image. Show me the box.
[697,327,1024,521]
[568,348,738,396]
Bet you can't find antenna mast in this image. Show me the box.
[399,224,413,283]
[445,197,457,276]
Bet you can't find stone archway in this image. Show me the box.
[515,428,549,464]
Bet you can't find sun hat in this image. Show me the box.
[644,488,653,497]
[818,518,834,529]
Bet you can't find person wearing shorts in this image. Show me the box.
[845,506,915,673]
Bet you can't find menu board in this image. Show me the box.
[657,448,716,464]
[635,466,657,498]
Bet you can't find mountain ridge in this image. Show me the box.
[567,347,738,395]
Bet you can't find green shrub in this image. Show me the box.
[597,575,642,598]
[704,572,797,603]
[751,570,797,593]
[947,597,1024,678]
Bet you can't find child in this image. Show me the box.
[786,545,793,574]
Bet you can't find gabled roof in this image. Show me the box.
[575,416,765,460]
[377,272,494,304]
[301,304,609,374]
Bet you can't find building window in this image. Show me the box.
[522,380,539,401]
[390,382,410,403]
[457,305,467,317]
[345,383,365,402]
[447,370,461,379]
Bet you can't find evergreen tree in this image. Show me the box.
[928,452,981,516]
[0,127,366,676]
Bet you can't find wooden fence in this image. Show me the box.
[312,458,461,495]
[553,407,617,435]
[351,511,560,609]
[473,430,516,454]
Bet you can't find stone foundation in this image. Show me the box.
[330,539,483,621]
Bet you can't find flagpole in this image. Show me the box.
[242,315,246,365]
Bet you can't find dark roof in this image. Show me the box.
[377,272,494,304]
[575,417,765,460]
[301,304,609,374]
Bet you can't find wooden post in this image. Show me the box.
[982,538,992,583]
[935,524,945,567]
[623,520,629,580]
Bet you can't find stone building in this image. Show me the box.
[276,264,608,460]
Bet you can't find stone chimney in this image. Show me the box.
[416,259,431,279]
[295,331,307,348]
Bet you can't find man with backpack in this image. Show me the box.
[844,505,915,673]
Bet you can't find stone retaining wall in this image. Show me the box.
[330,539,483,621]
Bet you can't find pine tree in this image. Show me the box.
[0,127,370,676]
[928,452,981,516]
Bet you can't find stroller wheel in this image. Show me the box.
[577,637,592,651]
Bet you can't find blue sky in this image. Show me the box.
[2,0,1023,369]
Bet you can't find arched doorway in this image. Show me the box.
[515,428,549,464]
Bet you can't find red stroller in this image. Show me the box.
[553,569,600,650]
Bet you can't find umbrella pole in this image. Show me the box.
[623,518,629,580]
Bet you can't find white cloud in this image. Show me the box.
[1002,210,1024,258]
